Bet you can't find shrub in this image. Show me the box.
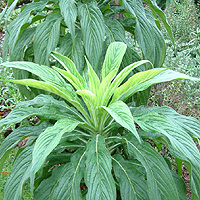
[0,42,200,199]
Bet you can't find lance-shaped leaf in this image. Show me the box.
[144,0,174,45]
[59,32,85,74]
[101,42,127,80]
[33,13,62,65]
[51,51,86,88]
[112,154,148,200]
[30,118,80,186]
[60,0,77,41]
[35,150,85,200]
[126,138,179,200]
[85,135,116,200]
[78,2,105,70]
[0,6,7,22]
[10,27,36,61]
[34,166,64,200]
[113,69,200,102]
[86,57,100,95]
[51,150,85,200]
[7,0,48,54]
[103,60,151,106]
[171,171,187,200]
[144,106,200,142]
[0,123,49,171]
[0,94,82,129]
[123,0,166,67]
[4,147,33,200]
[0,61,81,103]
[132,109,200,199]
[102,101,141,143]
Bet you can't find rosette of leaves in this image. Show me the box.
[1,0,174,99]
[0,42,200,200]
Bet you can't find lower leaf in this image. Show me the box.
[85,135,116,200]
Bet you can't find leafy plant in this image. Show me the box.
[0,42,200,199]
[0,0,174,100]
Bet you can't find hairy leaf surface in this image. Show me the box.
[132,108,200,198]
[78,2,105,70]
[30,118,80,187]
[85,135,116,200]
[126,138,179,200]
[33,13,62,65]
[112,154,148,200]
[4,147,33,200]
[102,101,140,142]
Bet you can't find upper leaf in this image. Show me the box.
[85,135,116,200]
[33,13,62,65]
[101,42,127,80]
[51,51,86,89]
[113,69,200,102]
[102,101,141,142]
[78,2,105,71]
[60,0,77,41]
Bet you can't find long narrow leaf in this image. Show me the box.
[30,118,80,188]
[102,101,141,142]
[112,154,148,200]
[85,135,116,200]
[126,138,179,200]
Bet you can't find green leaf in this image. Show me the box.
[33,13,62,65]
[102,101,141,143]
[0,123,49,162]
[34,166,64,200]
[51,51,86,88]
[51,150,85,200]
[148,106,200,142]
[0,6,7,22]
[35,150,85,200]
[86,57,100,95]
[0,61,81,103]
[132,109,200,199]
[60,0,77,41]
[112,68,167,102]
[105,60,151,105]
[112,154,148,200]
[4,147,33,200]
[59,33,86,74]
[171,171,187,200]
[101,42,127,80]
[7,0,48,54]
[53,66,84,90]
[5,0,18,19]
[143,0,174,45]
[114,69,200,102]
[123,0,166,67]
[126,138,179,200]
[10,27,36,61]
[30,118,80,187]
[0,94,82,129]
[78,2,105,70]
[85,135,116,200]
[2,31,9,62]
